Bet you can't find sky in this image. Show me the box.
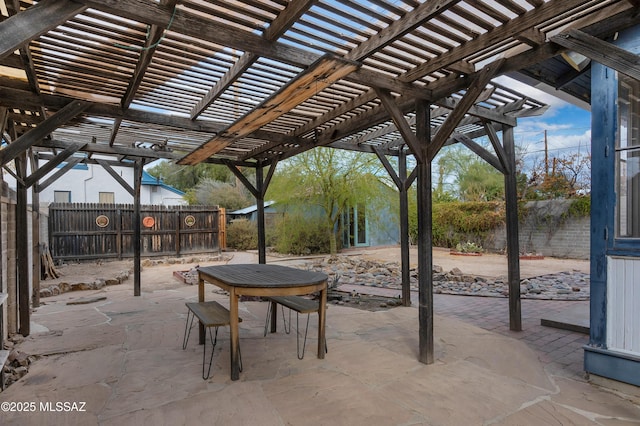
[493,76,592,166]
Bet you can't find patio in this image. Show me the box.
[1,252,638,425]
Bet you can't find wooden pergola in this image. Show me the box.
[1,0,638,364]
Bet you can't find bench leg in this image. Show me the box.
[264,300,293,336]
[203,326,219,380]
[297,313,310,359]
[294,312,327,359]
[182,309,196,350]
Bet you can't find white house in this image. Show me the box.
[6,160,186,206]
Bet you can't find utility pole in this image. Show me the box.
[544,130,549,178]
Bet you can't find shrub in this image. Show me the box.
[455,241,484,253]
[226,219,258,250]
[567,196,590,217]
[431,201,504,248]
[272,213,331,255]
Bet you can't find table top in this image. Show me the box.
[198,264,328,288]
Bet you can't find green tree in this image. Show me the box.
[146,161,235,192]
[266,147,386,254]
[457,160,504,201]
[435,145,504,201]
[185,178,252,209]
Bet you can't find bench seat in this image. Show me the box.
[182,301,242,379]
[186,301,242,327]
[267,295,319,314]
[264,295,326,359]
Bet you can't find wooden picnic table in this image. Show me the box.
[197,264,328,380]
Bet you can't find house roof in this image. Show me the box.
[141,170,185,196]
[0,1,638,171]
[229,201,277,216]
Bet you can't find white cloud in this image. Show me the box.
[493,75,572,112]
[548,129,592,152]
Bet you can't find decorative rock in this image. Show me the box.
[70,283,90,291]
[9,350,29,366]
[304,255,590,301]
[9,334,25,344]
[13,366,28,379]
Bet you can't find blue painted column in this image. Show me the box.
[588,60,615,348]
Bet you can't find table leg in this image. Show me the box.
[198,276,205,345]
[317,282,327,359]
[229,288,240,380]
[270,300,277,333]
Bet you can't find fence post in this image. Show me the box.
[175,208,180,257]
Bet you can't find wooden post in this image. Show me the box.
[416,100,434,364]
[29,149,40,308]
[133,160,142,296]
[503,126,522,331]
[174,209,180,257]
[256,164,266,264]
[15,153,30,336]
[398,149,411,306]
[116,207,122,260]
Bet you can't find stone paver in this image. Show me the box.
[1,248,638,425]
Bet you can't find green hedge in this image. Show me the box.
[410,201,505,248]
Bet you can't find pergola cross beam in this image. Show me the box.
[375,88,425,164]
[452,132,505,174]
[190,0,315,120]
[96,159,134,196]
[550,29,640,81]
[179,55,360,165]
[24,142,85,188]
[0,0,87,59]
[427,59,504,161]
[36,156,84,193]
[0,100,89,166]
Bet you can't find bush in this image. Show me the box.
[226,219,258,250]
[567,195,590,217]
[455,241,484,253]
[410,201,505,248]
[272,213,331,255]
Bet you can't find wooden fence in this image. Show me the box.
[48,203,224,261]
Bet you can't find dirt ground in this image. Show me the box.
[38,247,589,311]
[39,257,400,311]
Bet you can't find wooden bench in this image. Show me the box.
[182,301,242,379]
[264,295,326,359]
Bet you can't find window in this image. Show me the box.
[99,192,115,204]
[617,74,640,238]
[53,191,71,203]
